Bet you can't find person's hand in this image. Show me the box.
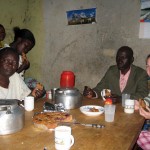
[110,93,121,103]
[17,60,30,73]
[21,59,30,70]
[134,100,140,110]
[139,106,150,119]
[83,86,96,98]
[31,88,46,99]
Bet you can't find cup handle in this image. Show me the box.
[70,135,74,147]
[101,91,105,101]
[20,104,24,108]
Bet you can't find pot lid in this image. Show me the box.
[56,87,79,92]
[0,99,18,111]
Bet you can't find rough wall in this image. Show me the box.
[0,0,150,92]
[39,0,150,91]
[0,0,27,43]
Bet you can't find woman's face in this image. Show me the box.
[0,52,19,77]
[16,39,34,55]
[146,57,150,77]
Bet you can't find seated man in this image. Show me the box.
[83,46,148,100]
[0,47,45,100]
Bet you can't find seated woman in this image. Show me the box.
[135,54,150,150]
[0,47,45,100]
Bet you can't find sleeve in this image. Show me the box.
[93,67,111,98]
[9,73,31,100]
[131,69,149,99]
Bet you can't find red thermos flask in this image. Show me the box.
[60,71,75,88]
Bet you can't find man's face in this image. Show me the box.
[16,39,33,55]
[0,53,19,77]
[116,50,132,71]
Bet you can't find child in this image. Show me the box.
[8,27,45,95]
[9,26,35,79]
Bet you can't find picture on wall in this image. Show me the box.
[139,0,150,38]
[66,8,96,25]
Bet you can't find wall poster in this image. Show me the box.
[66,8,96,25]
[139,0,150,38]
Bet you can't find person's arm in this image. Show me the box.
[93,68,111,98]
[130,70,148,99]
[139,106,150,119]
[17,60,30,73]
[31,87,46,100]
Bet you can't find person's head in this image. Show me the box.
[0,47,19,77]
[146,54,150,77]
[0,24,6,41]
[116,46,134,74]
[11,27,35,55]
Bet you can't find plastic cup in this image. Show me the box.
[122,94,130,107]
[104,105,116,122]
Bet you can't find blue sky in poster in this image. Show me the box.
[66,8,96,21]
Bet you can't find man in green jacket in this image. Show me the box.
[83,46,149,100]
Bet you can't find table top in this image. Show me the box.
[0,98,145,150]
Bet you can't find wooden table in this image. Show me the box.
[0,98,145,150]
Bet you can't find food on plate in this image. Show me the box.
[89,107,99,112]
[22,52,27,62]
[105,98,112,105]
[139,99,147,110]
[32,112,73,130]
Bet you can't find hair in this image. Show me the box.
[0,24,4,29]
[13,27,35,46]
[117,46,133,58]
[0,47,19,60]
[146,54,150,65]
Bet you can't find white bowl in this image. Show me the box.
[80,105,104,116]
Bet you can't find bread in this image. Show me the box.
[139,99,147,109]
[32,112,73,130]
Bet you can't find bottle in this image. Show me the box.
[60,71,75,88]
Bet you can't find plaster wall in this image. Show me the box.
[0,0,27,43]
[39,0,150,91]
[0,0,150,92]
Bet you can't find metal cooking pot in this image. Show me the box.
[0,99,24,135]
[54,88,82,109]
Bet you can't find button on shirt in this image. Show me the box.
[120,69,131,92]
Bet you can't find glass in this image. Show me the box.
[104,105,116,122]
[122,93,130,107]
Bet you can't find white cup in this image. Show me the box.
[55,126,74,150]
[104,104,116,122]
[24,96,34,111]
[101,89,111,100]
[124,99,135,114]
[122,93,130,107]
